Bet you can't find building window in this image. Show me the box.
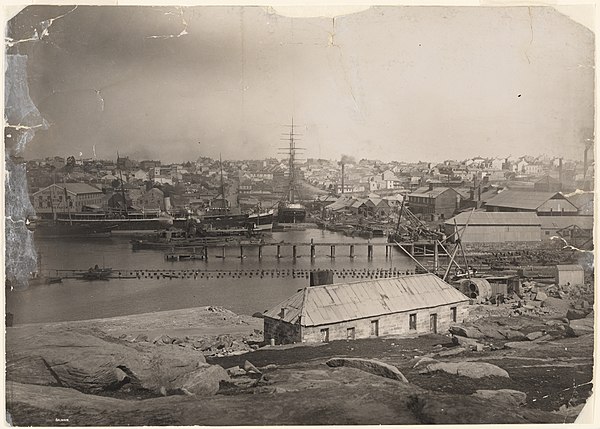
[370,320,379,337]
[409,313,417,330]
[346,327,355,340]
[320,328,329,343]
[545,231,550,236]
[451,307,457,323]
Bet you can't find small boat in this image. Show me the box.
[78,265,113,281]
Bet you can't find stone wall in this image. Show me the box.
[301,302,469,343]
[263,317,301,344]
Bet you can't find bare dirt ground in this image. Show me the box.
[5,302,595,425]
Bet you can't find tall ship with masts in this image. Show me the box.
[277,119,307,224]
[192,154,274,236]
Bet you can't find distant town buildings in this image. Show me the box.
[24,152,593,233]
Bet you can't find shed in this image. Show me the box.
[555,265,584,286]
[263,274,469,344]
[444,212,541,243]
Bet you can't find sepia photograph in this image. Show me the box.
[3,3,597,426]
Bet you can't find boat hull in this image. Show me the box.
[33,222,117,238]
[277,207,306,224]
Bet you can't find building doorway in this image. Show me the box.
[320,328,329,342]
[430,314,438,334]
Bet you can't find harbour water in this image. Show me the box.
[6,229,415,325]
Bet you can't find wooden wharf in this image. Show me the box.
[48,267,419,281]
[156,240,443,262]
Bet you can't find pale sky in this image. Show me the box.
[7,5,595,163]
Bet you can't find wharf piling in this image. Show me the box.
[149,240,445,262]
[52,267,420,281]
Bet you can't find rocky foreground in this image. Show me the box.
[6,301,595,425]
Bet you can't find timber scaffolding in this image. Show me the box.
[160,239,445,261]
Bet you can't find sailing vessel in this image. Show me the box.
[191,154,274,235]
[277,119,307,224]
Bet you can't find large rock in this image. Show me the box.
[179,364,229,396]
[525,331,544,341]
[437,347,467,357]
[475,326,505,340]
[498,329,526,341]
[566,309,588,320]
[504,341,539,350]
[541,297,571,309]
[534,291,548,301]
[449,325,483,338]
[6,328,212,396]
[406,392,563,424]
[243,360,262,375]
[569,318,594,337]
[5,356,59,386]
[451,335,483,351]
[419,362,509,379]
[472,389,527,406]
[226,366,247,377]
[326,358,408,382]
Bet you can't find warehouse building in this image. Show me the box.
[263,274,469,344]
[32,183,104,218]
[484,190,578,216]
[444,212,542,243]
[407,186,461,220]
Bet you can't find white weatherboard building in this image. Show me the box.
[444,212,542,243]
[263,274,469,344]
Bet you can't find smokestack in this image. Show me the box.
[341,162,345,195]
[558,158,563,188]
[310,270,334,286]
[583,148,589,181]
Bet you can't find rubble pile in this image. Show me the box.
[126,330,264,357]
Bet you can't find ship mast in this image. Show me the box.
[117,152,129,216]
[280,117,304,204]
[288,118,296,203]
[219,153,225,209]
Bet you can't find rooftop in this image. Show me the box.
[409,187,458,199]
[446,211,541,226]
[264,274,469,327]
[484,190,564,210]
[34,183,103,195]
[538,216,593,230]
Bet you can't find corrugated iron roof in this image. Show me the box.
[410,187,458,199]
[484,190,562,210]
[264,274,469,327]
[539,216,593,230]
[445,211,541,226]
[556,264,584,271]
[564,192,594,214]
[34,183,103,196]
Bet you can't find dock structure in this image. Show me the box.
[162,240,444,260]
[48,267,419,281]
